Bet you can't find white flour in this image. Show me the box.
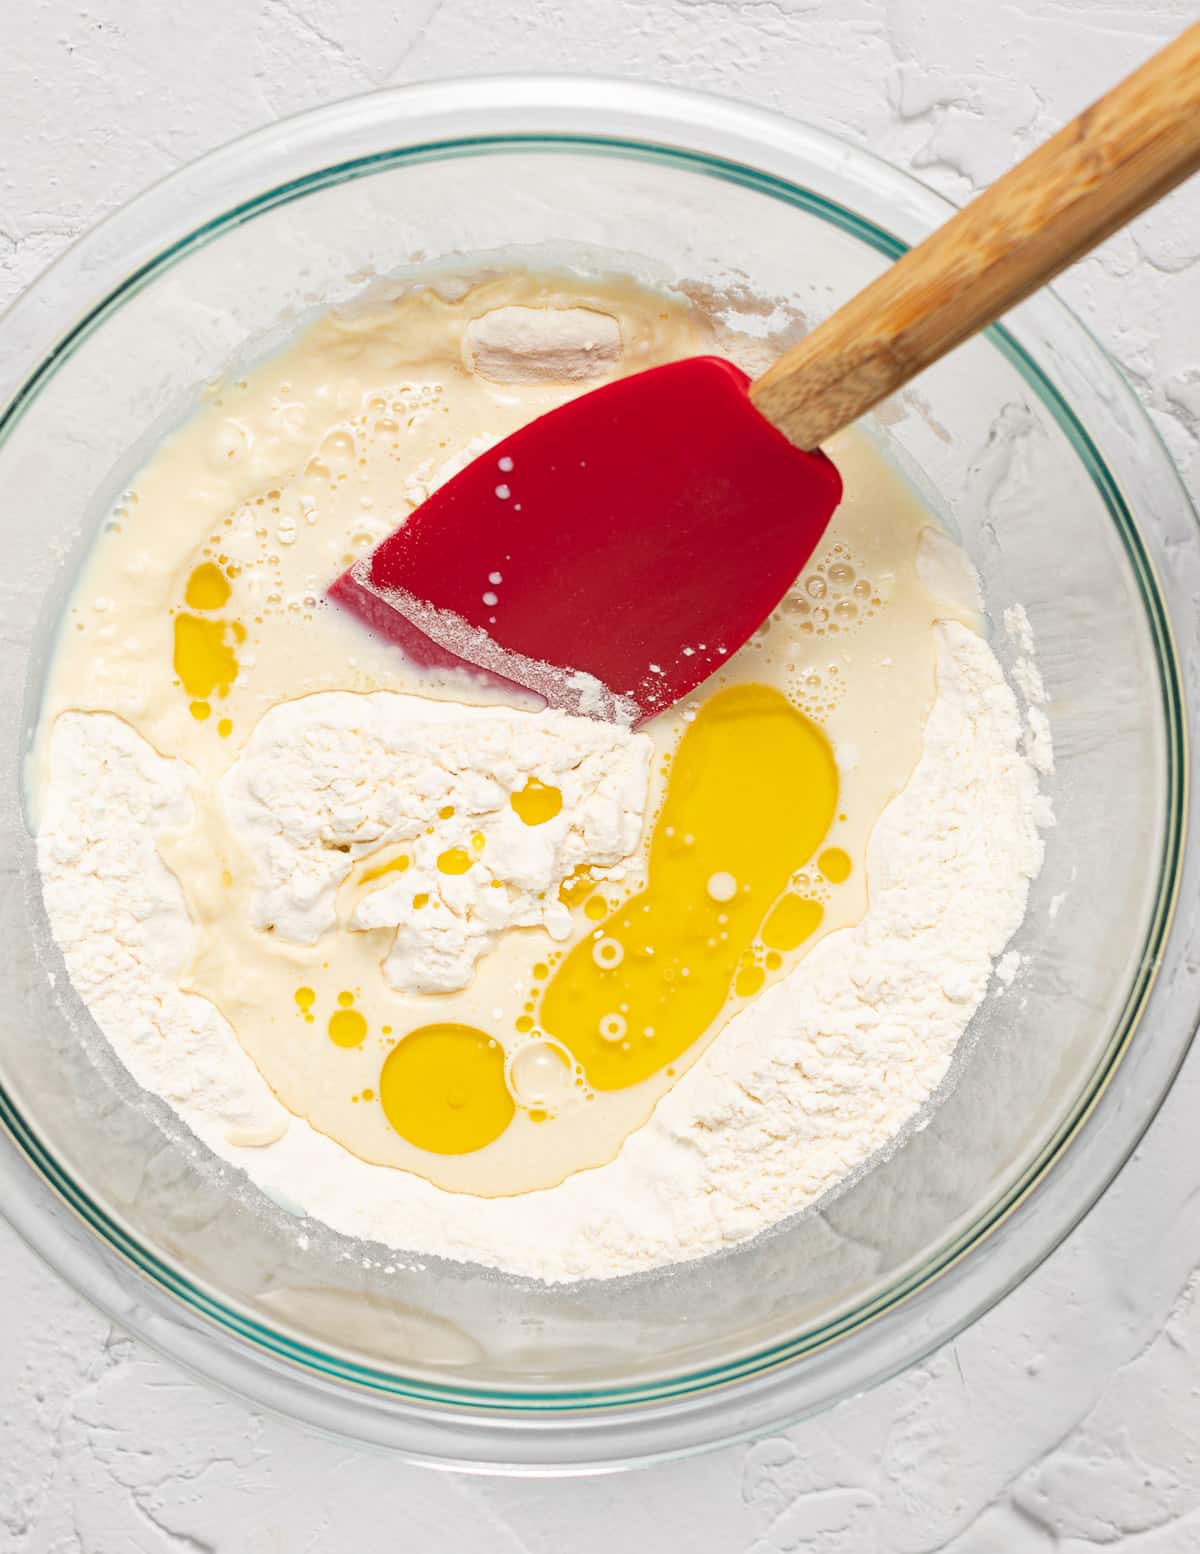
[222,692,650,993]
[38,714,289,1150]
[37,621,1048,1282]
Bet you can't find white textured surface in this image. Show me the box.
[2,1,1199,1546]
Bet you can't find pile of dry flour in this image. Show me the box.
[222,692,651,993]
[37,621,1047,1282]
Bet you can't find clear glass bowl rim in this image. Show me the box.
[0,74,1195,1470]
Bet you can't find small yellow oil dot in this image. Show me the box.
[359,852,410,885]
[510,776,563,827]
[765,950,783,971]
[818,847,852,884]
[412,893,430,910]
[532,963,549,980]
[184,562,231,611]
[382,1025,392,1036]
[217,718,233,738]
[529,1108,549,1124]
[337,990,355,1008]
[558,867,594,908]
[515,1014,534,1033]
[189,700,211,721]
[471,831,486,852]
[328,1008,367,1048]
[294,987,316,1011]
[734,962,765,998]
[584,896,608,922]
[361,1087,375,1102]
[437,846,472,875]
[221,868,233,889]
[438,804,456,820]
[174,615,239,701]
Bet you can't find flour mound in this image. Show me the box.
[221,692,651,994]
[37,714,288,1151]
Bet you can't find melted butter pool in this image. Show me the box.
[538,684,836,1091]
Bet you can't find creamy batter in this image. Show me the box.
[32,267,1047,1262]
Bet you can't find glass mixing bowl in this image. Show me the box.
[0,78,1197,1473]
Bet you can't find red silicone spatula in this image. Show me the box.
[332,24,1200,724]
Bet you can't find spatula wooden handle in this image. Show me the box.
[750,22,1200,451]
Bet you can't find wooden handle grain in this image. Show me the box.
[750,22,1200,450]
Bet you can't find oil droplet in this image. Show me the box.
[174,614,239,701]
[412,892,430,910]
[359,852,410,885]
[217,718,233,738]
[765,950,782,971]
[337,990,355,1008]
[583,895,608,922]
[328,1008,367,1048]
[184,562,231,611]
[558,867,594,907]
[510,776,563,826]
[437,846,473,875]
[379,1025,513,1153]
[189,700,211,721]
[735,962,765,998]
[538,684,837,1091]
[515,1014,534,1033]
[438,805,456,820]
[532,963,549,980]
[818,847,852,883]
[762,894,824,951]
[294,987,316,1011]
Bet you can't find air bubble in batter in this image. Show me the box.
[507,1040,576,1111]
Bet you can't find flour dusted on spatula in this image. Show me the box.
[344,563,643,726]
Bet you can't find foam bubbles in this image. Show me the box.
[780,543,880,644]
